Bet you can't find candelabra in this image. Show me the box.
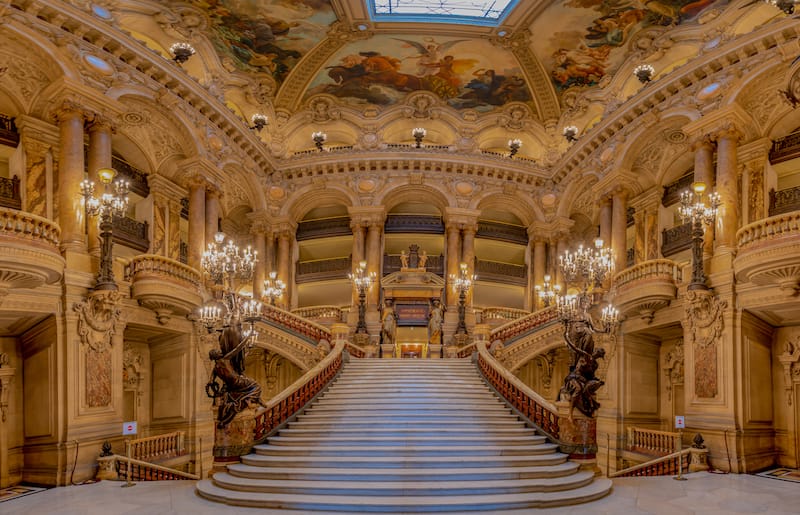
[81,168,129,291]
[563,126,579,143]
[555,238,618,418]
[262,271,285,306]
[169,42,195,64]
[250,113,268,132]
[450,262,474,336]
[412,127,426,148]
[633,63,655,83]
[534,274,561,307]
[349,260,374,335]
[508,138,522,158]
[312,131,327,152]
[678,182,721,291]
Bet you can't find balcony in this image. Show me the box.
[0,176,21,210]
[296,257,351,283]
[661,223,691,257]
[0,207,64,293]
[291,305,347,327]
[735,211,800,293]
[613,259,681,323]
[125,255,202,324]
[475,259,526,286]
[476,306,529,329]
[769,186,800,216]
[113,215,149,252]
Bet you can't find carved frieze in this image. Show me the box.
[663,338,685,401]
[684,290,726,400]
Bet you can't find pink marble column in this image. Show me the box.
[555,238,567,290]
[460,226,476,306]
[533,239,547,310]
[365,222,383,311]
[187,179,206,270]
[694,137,716,255]
[205,189,220,245]
[445,225,461,308]
[86,116,114,257]
[276,230,292,309]
[252,229,266,299]
[611,190,628,272]
[55,103,86,251]
[715,130,740,249]
[598,197,612,248]
[350,223,366,309]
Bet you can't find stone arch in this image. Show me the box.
[473,192,538,227]
[283,184,358,222]
[377,183,452,214]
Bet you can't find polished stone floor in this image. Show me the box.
[2,472,800,514]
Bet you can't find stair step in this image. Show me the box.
[196,479,613,512]
[286,420,528,430]
[278,427,539,437]
[252,443,561,458]
[266,435,547,446]
[241,453,569,469]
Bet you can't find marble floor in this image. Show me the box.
[2,472,800,514]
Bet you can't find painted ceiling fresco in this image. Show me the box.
[190,0,336,84]
[530,0,729,91]
[303,35,532,111]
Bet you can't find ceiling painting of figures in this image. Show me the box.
[303,35,532,111]
[190,0,337,85]
[530,0,728,91]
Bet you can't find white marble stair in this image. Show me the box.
[197,359,612,512]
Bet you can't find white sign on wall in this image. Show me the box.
[675,416,685,429]
[122,421,138,435]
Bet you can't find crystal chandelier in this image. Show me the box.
[262,271,286,306]
[412,127,426,148]
[450,262,475,336]
[559,238,614,292]
[535,274,561,307]
[349,260,375,335]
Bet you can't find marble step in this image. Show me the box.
[241,452,569,469]
[226,461,580,482]
[265,435,548,446]
[303,407,512,416]
[252,443,561,457]
[196,478,613,512]
[277,427,539,437]
[286,419,528,429]
[210,470,596,496]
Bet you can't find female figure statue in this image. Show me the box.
[381,299,396,347]
[428,298,444,345]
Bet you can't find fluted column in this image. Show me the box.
[187,177,206,270]
[611,189,628,272]
[461,225,476,306]
[365,221,383,311]
[276,229,292,309]
[599,197,612,247]
[55,103,87,251]
[533,238,547,310]
[86,116,114,258]
[694,137,716,255]
[205,189,220,244]
[445,225,461,308]
[715,129,741,250]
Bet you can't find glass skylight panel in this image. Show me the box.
[368,1,516,26]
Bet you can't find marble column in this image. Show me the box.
[350,222,366,309]
[445,225,461,308]
[611,189,628,272]
[694,137,716,256]
[715,129,740,250]
[55,103,87,251]
[555,238,568,290]
[461,225,476,306]
[252,228,266,300]
[276,229,292,309]
[633,209,645,265]
[599,197,612,247]
[86,116,114,258]
[533,239,547,310]
[167,199,182,261]
[187,178,206,270]
[205,189,220,244]
[365,221,383,311]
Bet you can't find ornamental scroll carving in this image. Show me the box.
[778,336,800,406]
[684,290,726,399]
[74,290,122,353]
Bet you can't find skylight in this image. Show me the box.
[368,0,517,26]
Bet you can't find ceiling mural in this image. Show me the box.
[531,0,729,91]
[191,0,336,84]
[303,35,533,111]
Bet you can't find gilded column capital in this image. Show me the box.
[682,103,753,143]
[51,99,89,124]
[690,134,716,152]
[271,218,297,238]
[86,113,117,135]
[443,207,480,231]
[348,206,386,228]
[247,211,272,234]
[149,174,187,201]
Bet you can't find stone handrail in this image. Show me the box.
[476,340,560,441]
[609,448,690,478]
[291,305,345,321]
[613,259,682,289]
[260,304,332,344]
[627,427,679,456]
[456,342,477,358]
[254,340,344,442]
[129,431,186,462]
[0,206,60,248]
[125,254,201,288]
[480,306,530,322]
[114,455,199,481]
[737,211,800,250]
[345,342,366,358]
[490,306,559,344]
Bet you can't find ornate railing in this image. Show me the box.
[456,342,477,358]
[115,456,198,481]
[737,211,800,249]
[112,155,149,197]
[479,306,529,323]
[614,259,682,290]
[610,449,690,478]
[770,130,800,164]
[490,306,558,345]
[627,427,679,457]
[345,342,366,358]
[0,114,18,147]
[474,259,526,285]
[296,217,352,240]
[296,257,351,283]
[180,197,189,219]
[125,254,201,288]
[260,304,332,344]
[626,248,634,268]
[112,215,149,252]
[292,305,346,322]
[476,341,560,441]
[383,253,444,276]
[477,221,528,245]
[479,149,538,165]
[0,206,60,248]
[179,241,188,264]
[662,173,693,207]
[384,214,444,234]
[254,341,344,442]
[129,431,186,462]
[661,222,692,256]
[769,186,800,216]
[292,145,354,157]
[0,175,21,209]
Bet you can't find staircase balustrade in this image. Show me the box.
[345,342,366,358]
[260,304,332,344]
[253,341,344,442]
[129,431,186,461]
[627,427,679,456]
[609,449,690,478]
[480,306,529,322]
[115,455,199,481]
[291,305,346,322]
[490,306,558,344]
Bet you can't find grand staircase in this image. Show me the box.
[197,359,612,512]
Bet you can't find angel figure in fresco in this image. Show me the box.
[393,37,467,77]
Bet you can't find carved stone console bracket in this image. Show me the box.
[74,290,122,352]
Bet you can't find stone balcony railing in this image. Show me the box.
[477,306,529,329]
[613,259,682,323]
[291,305,347,326]
[125,254,202,324]
[260,304,332,345]
[0,207,64,293]
[734,211,800,293]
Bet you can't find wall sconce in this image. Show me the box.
[312,131,327,152]
[633,64,655,83]
[563,126,579,143]
[412,127,426,148]
[508,138,522,158]
[250,113,268,132]
[169,42,195,64]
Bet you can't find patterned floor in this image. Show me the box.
[0,485,46,503]
[756,467,800,483]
